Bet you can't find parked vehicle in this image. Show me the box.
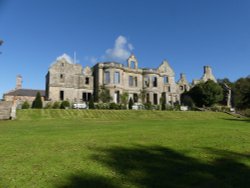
[73,103,88,109]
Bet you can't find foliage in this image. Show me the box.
[181,93,194,108]
[32,92,43,109]
[233,77,250,109]
[99,85,112,103]
[44,102,53,109]
[94,103,110,109]
[139,89,146,103]
[160,96,166,110]
[60,101,70,109]
[109,103,122,110]
[21,101,30,109]
[52,101,61,109]
[187,80,223,107]
[128,98,134,109]
[120,92,129,109]
[88,97,95,109]
[144,102,152,110]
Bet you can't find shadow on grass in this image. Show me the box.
[222,118,250,123]
[56,146,250,188]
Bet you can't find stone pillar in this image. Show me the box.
[16,75,22,90]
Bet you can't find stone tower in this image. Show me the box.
[16,75,22,90]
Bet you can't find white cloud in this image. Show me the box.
[104,35,134,62]
[56,53,74,64]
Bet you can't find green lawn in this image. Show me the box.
[0,110,250,188]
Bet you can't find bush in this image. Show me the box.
[89,98,95,109]
[94,103,110,109]
[144,102,152,110]
[60,101,70,109]
[22,101,30,109]
[128,98,134,110]
[32,92,43,109]
[44,102,53,109]
[52,101,61,109]
[109,103,122,110]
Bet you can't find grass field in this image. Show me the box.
[0,110,250,188]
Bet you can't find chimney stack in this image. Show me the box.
[16,75,22,90]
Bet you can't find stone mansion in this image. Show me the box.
[45,54,217,106]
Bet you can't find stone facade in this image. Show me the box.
[46,54,217,105]
[46,54,93,102]
[192,66,217,85]
[93,54,188,105]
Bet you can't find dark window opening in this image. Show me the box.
[115,91,120,103]
[162,92,166,103]
[146,93,150,103]
[129,76,133,87]
[82,92,92,102]
[180,86,184,91]
[153,93,158,105]
[168,86,171,92]
[133,93,138,103]
[164,76,169,84]
[85,77,89,85]
[60,91,64,101]
[153,77,157,87]
[134,77,138,87]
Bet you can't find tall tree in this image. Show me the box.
[188,80,223,107]
[120,92,129,108]
[99,85,112,103]
[233,77,250,109]
[32,92,43,109]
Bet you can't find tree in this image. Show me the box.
[139,89,146,103]
[99,85,112,103]
[88,97,95,109]
[32,92,43,109]
[160,96,166,110]
[60,100,70,109]
[128,98,134,110]
[188,80,223,107]
[233,77,250,109]
[120,92,129,108]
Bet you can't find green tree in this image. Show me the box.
[233,77,250,109]
[139,89,146,103]
[60,101,70,109]
[120,92,129,108]
[88,97,95,109]
[99,85,112,103]
[32,92,43,109]
[160,96,166,110]
[128,98,134,110]
[188,80,223,107]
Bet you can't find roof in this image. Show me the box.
[4,89,45,97]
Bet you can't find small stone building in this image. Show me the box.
[3,75,45,103]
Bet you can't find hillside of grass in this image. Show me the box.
[0,110,250,188]
[17,109,232,121]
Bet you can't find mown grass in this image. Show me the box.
[0,110,250,188]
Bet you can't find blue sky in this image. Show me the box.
[0,0,250,98]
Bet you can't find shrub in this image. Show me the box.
[32,92,43,109]
[128,98,134,110]
[94,103,110,109]
[22,101,30,109]
[60,101,70,109]
[109,103,122,110]
[144,102,152,110]
[44,102,53,109]
[52,101,61,109]
[89,97,95,109]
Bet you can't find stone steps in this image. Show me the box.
[0,101,12,120]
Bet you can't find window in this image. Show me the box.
[60,91,64,101]
[104,71,110,84]
[130,61,135,69]
[61,63,64,67]
[146,93,150,103]
[164,76,169,84]
[60,74,64,82]
[85,77,89,85]
[114,72,120,84]
[129,76,133,87]
[152,76,157,87]
[153,93,158,105]
[82,92,92,102]
[168,86,171,92]
[180,86,184,91]
[133,93,138,103]
[134,77,138,87]
[144,76,150,87]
